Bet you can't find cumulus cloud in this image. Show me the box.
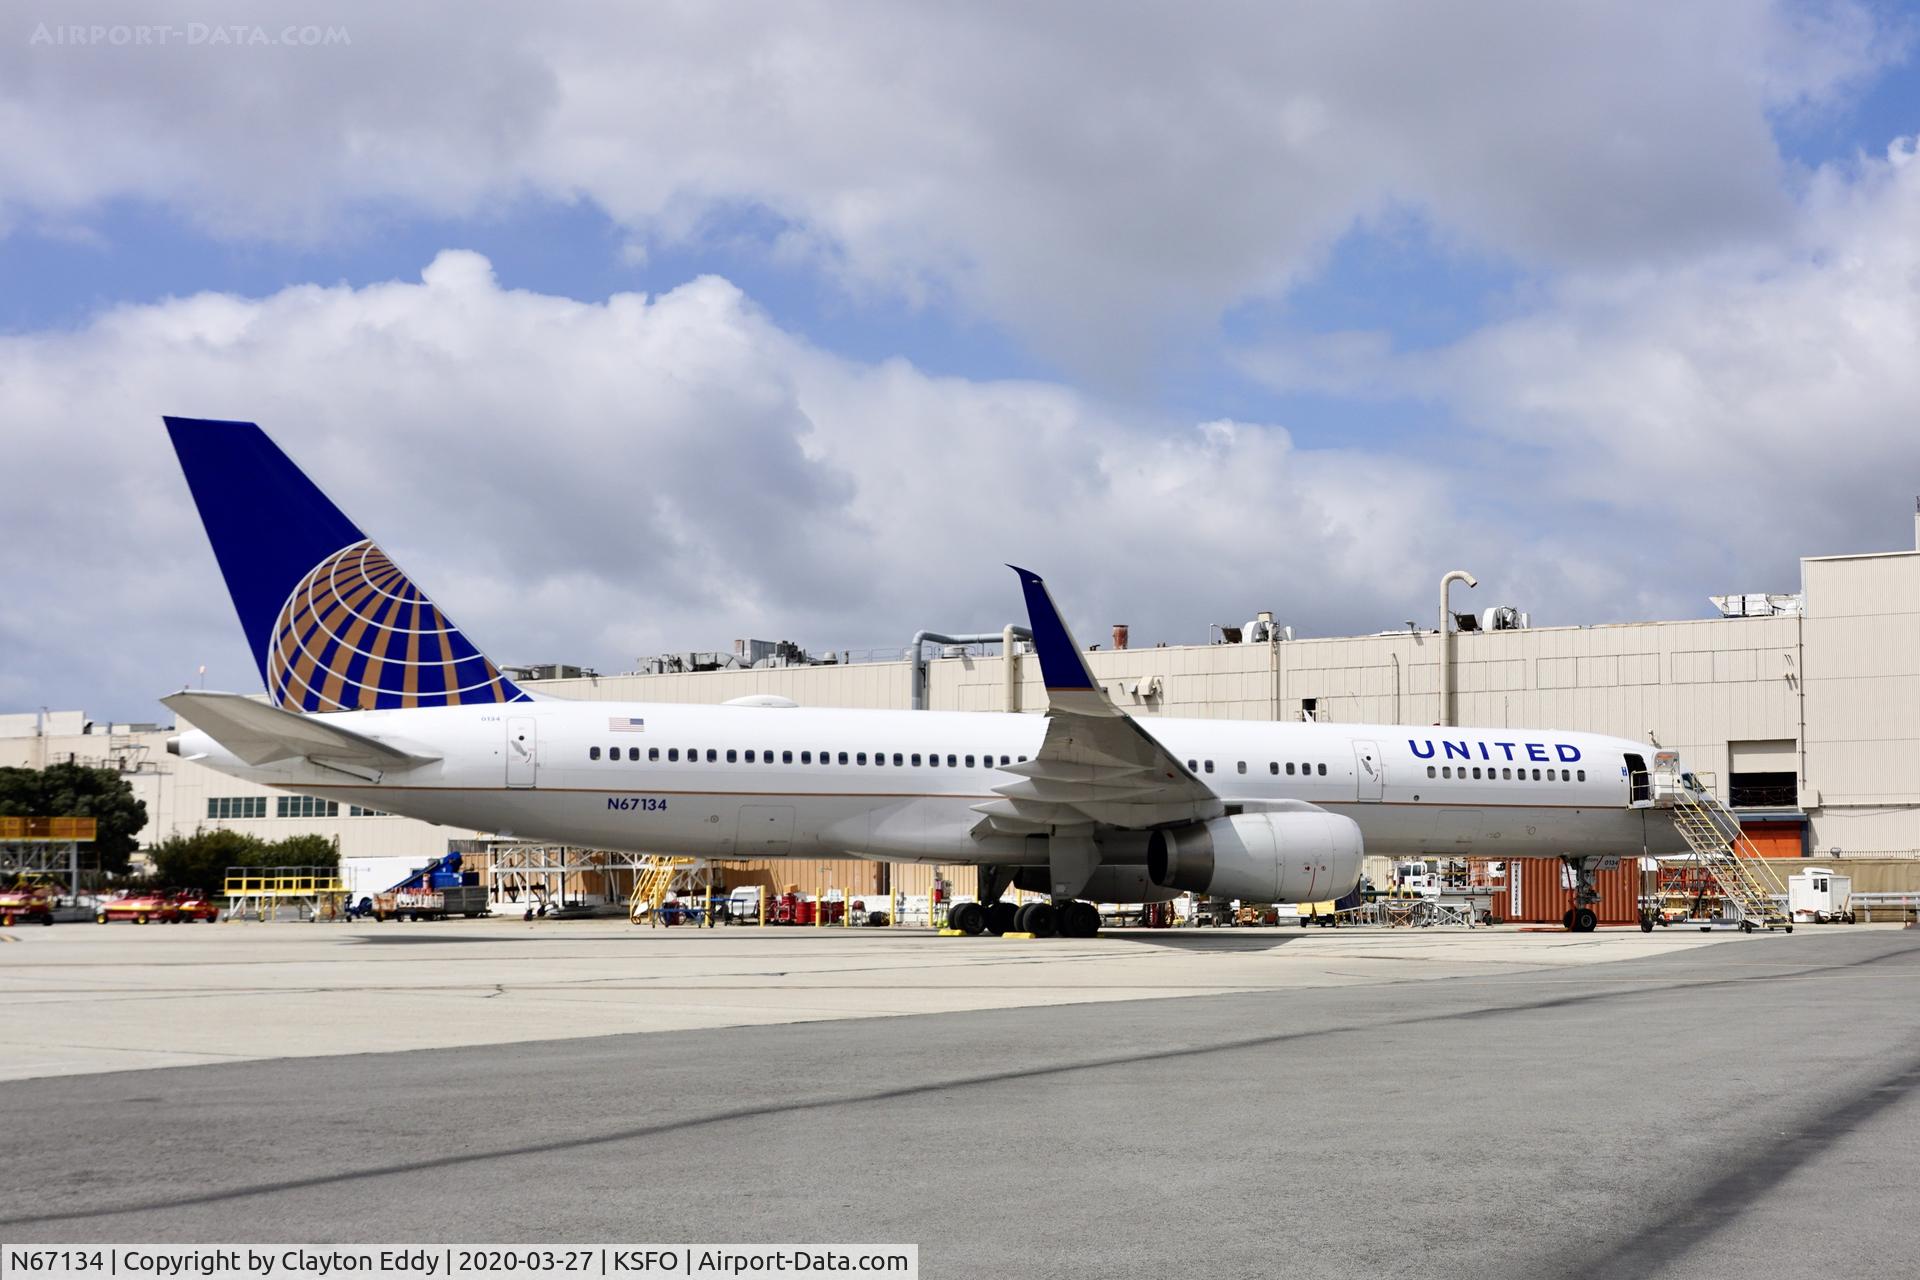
[1242,136,1920,592]
[0,253,1554,719]
[3,1,1902,366]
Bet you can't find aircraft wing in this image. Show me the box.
[162,690,440,770]
[970,568,1223,834]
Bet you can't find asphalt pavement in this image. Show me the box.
[4,928,1917,1280]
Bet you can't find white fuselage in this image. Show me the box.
[177,701,1687,884]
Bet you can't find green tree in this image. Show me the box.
[0,762,147,875]
[266,833,339,869]
[147,829,269,896]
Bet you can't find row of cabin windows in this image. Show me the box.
[589,746,1023,768]
[1190,759,1328,777]
[1426,765,1585,782]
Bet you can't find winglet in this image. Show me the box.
[1008,565,1099,692]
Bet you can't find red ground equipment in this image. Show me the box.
[96,889,181,924]
[0,880,56,926]
[170,889,221,922]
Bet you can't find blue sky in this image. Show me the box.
[4,1,1920,720]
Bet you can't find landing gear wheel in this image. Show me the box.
[1060,901,1101,938]
[1572,907,1598,933]
[984,901,1018,936]
[1013,901,1058,937]
[949,901,987,936]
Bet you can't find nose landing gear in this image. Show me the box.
[1560,856,1605,932]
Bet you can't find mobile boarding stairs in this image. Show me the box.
[1645,753,1793,934]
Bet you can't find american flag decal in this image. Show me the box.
[608,716,646,733]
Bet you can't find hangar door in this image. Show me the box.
[1738,821,1804,859]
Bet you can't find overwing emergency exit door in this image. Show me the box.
[506,717,537,788]
[1353,740,1384,801]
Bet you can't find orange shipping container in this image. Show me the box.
[1489,857,1643,925]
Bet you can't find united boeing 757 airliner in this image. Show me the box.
[162,417,1692,936]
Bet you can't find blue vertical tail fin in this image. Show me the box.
[164,416,527,712]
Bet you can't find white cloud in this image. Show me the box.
[1239,135,1920,608]
[0,253,1534,718]
[1,1,1903,367]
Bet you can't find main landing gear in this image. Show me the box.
[948,887,1101,939]
[946,866,1102,938]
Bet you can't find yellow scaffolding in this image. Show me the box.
[627,856,702,925]
[222,865,345,922]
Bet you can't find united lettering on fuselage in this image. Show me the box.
[1408,739,1584,764]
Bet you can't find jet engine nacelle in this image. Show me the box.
[1147,810,1364,902]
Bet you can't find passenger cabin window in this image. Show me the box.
[857,752,868,765]
[801,751,812,764]
[1237,761,1247,775]
[1204,760,1215,774]
[838,752,849,765]
[628,747,640,761]
[1287,763,1296,775]
[705,749,717,763]
[1269,762,1279,775]
[589,747,601,760]
[1427,765,1436,778]
[946,754,957,767]
[893,753,903,767]
[1316,763,1326,776]
[649,748,659,762]
[1577,769,1586,781]
[912,753,922,767]
[782,750,793,764]
[727,750,738,763]
[668,748,680,762]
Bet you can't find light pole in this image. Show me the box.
[1438,570,1478,726]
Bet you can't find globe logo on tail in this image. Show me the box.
[267,540,526,712]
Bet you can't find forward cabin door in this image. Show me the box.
[1353,740,1384,801]
[506,717,538,788]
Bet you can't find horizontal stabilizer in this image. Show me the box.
[163,690,439,770]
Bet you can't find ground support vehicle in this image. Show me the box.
[170,890,220,922]
[0,881,56,926]
[95,890,180,924]
[371,884,489,920]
